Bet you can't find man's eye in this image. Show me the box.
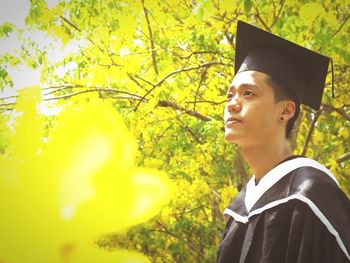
[244,90,253,96]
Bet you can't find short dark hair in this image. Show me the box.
[266,75,300,138]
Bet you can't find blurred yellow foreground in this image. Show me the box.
[0,86,172,262]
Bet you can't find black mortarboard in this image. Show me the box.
[235,20,330,110]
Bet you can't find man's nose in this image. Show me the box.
[226,96,241,112]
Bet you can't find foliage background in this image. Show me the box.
[0,0,349,262]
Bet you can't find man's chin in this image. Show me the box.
[224,133,240,144]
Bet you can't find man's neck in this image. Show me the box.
[241,140,293,183]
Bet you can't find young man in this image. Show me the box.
[217,21,350,263]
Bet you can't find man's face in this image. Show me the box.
[224,71,282,147]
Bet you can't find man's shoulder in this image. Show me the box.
[289,165,340,193]
[265,157,339,194]
[252,158,350,213]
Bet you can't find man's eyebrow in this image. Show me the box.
[227,83,259,92]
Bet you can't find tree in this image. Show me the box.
[0,0,349,262]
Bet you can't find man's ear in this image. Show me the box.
[280,100,296,121]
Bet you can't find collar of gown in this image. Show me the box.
[244,157,339,212]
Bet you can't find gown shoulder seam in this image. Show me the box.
[224,194,350,261]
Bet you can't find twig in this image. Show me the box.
[301,110,323,156]
[235,148,249,189]
[180,51,220,60]
[44,88,143,101]
[59,15,106,55]
[0,94,18,100]
[155,61,230,89]
[193,67,208,111]
[59,15,81,32]
[0,86,214,122]
[134,61,232,111]
[163,0,184,24]
[141,0,159,75]
[322,103,350,121]
[149,124,173,158]
[317,14,350,53]
[177,118,202,144]
[127,72,143,88]
[254,8,270,31]
[134,75,155,87]
[157,100,211,121]
[0,101,16,107]
[0,86,143,103]
[336,152,350,164]
[42,84,84,90]
[270,0,285,29]
[185,99,226,105]
[101,95,145,101]
[0,107,14,112]
[155,220,202,256]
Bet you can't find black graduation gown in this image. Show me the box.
[217,157,350,263]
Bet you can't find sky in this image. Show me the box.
[0,0,86,117]
[0,0,35,97]
[0,0,72,99]
[0,0,59,28]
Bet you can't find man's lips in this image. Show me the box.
[225,117,242,126]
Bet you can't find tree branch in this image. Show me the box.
[59,15,81,32]
[289,111,303,152]
[157,100,211,121]
[254,8,270,31]
[0,87,144,106]
[337,152,350,164]
[45,88,144,101]
[322,103,350,121]
[141,0,159,75]
[134,61,232,111]
[59,16,106,55]
[0,85,214,122]
[0,94,17,100]
[302,110,323,156]
[42,84,84,90]
[270,0,285,29]
[180,51,221,60]
[235,148,249,189]
[0,107,14,112]
[177,118,202,144]
[163,0,184,24]
[0,101,16,107]
[149,124,173,158]
[185,99,226,105]
[155,220,202,256]
[316,14,350,53]
[127,72,144,88]
[193,67,208,111]
[155,62,230,87]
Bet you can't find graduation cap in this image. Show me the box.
[235,20,331,110]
